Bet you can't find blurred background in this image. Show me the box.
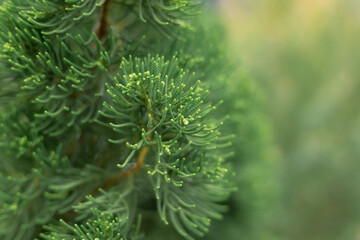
[218,0,360,239]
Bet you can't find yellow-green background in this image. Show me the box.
[220,0,360,239]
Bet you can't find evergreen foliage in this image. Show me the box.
[0,0,265,239]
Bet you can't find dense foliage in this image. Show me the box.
[0,1,266,239]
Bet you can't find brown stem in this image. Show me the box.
[91,96,155,195]
[95,0,111,40]
[122,145,150,177]
[91,133,152,196]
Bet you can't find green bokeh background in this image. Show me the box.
[219,0,360,239]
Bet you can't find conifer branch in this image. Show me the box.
[0,1,259,239]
